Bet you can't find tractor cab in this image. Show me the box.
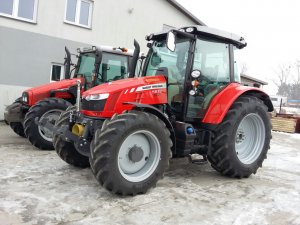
[66,46,136,91]
[143,26,246,122]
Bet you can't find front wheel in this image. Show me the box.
[53,106,90,168]
[90,110,172,196]
[24,98,71,150]
[207,96,271,178]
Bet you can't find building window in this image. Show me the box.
[51,64,64,82]
[0,0,38,23]
[65,0,93,28]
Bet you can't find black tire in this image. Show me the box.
[53,106,90,168]
[24,98,71,150]
[207,96,271,178]
[90,110,172,196]
[10,122,26,138]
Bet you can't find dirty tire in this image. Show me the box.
[53,106,90,168]
[10,122,26,138]
[90,110,172,196]
[207,96,271,178]
[24,98,71,150]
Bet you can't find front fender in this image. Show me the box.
[202,83,273,124]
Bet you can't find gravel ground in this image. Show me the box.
[0,122,300,225]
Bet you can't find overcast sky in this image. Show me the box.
[177,0,300,95]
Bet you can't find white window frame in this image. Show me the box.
[64,0,93,29]
[50,63,65,82]
[0,0,38,23]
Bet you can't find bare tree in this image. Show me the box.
[274,62,300,99]
[273,64,291,87]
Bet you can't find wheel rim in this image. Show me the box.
[235,113,265,165]
[117,130,161,182]
[38,109,63,142]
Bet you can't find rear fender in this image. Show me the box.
[202,83,273,124]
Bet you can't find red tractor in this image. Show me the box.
[4,42,140,150]
[51,26,273,195]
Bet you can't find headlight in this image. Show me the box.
[22,92,28,103]
[85,93,109,101]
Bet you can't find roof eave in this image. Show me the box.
[166,0,206,26]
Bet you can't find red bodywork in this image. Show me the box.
[81,77,270,125]
[202,83,271,124]
[81,76,167,118]
[25,78,84,106]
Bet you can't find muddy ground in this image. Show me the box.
[0,122,300,225]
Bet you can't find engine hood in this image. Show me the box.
[82,76,166,98]
[25,78,83,105]
[81,75,168,118]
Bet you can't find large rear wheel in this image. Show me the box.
[90,110,172,195]
[24,98,71,150]
[207,96,271,178]
[53,106,90,168]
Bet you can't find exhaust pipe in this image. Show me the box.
[128,39,140,78]
[92,47,103,87]
[64,46,71,79]
[76,80,81,112]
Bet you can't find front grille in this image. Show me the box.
[81,99,106,111]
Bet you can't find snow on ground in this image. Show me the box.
[0,122,300,225]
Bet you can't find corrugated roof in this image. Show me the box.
[166,0,206,26]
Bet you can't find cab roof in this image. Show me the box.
[78,45,135,56]
[147,25,247,49]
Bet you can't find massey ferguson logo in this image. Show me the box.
[136,83,166,92]
[123,83,166,94]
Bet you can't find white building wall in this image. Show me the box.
[0,84,31,118]
[0,0,197,120]
[0,0,195,52]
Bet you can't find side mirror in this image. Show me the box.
[167,31,176,52]
[191,70,201,79]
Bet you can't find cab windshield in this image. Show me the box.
[145,37,190,106]
[144,35,232,120]
[75,52,130,90]
[76,52,95,78]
